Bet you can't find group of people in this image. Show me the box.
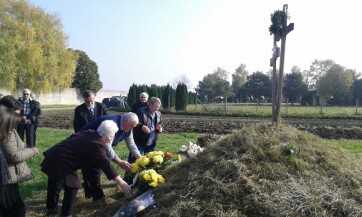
[0,89,163,217]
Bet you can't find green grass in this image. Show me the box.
[21,128,201,198]
[88,103,362,119]
[329,139,362,153]
[181,103,362,119]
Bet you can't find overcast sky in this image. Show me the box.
[28,0,362,91]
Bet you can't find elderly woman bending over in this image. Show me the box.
[41,120,131,217]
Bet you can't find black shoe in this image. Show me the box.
[82,183,92,199]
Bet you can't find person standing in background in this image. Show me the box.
[124,97,163,184]
[17,89,39,148]
[73,90,108,199]
[73,90,108,133]
[30,93,41,146]
[131,92,149,113]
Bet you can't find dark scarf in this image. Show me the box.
[0,142,16,208]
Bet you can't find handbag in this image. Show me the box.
[8,161,34,184]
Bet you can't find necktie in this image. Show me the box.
[89,108,94,119]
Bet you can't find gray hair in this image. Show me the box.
[149,97,161,106]
[82,90,95,99]
[23,88,31,94]
[123,112,139,125]
[139,92,149,99]
[97,120,119,137]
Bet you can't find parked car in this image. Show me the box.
[102,96,122,108]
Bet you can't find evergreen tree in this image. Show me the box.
[175,83,188,111]
[162,84,172,109]
[127,84,137,108]
[71,50,103,93]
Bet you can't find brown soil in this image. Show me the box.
[39,109,362,139]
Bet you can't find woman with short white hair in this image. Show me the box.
[41,120,130,216]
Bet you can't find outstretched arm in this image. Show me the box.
[113,175,131,195]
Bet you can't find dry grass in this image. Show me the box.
[142,124,362,217]
[25,123,362,216]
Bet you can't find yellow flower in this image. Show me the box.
[150,170,158,180]
[146,151,164,158]
[152,155,164,164]
[130,163,139,173]
[158,174,165,183]
[135,156,150,167]
[149,181,158,187]
[144,174,152,181]
[139,169,165,187]
[178,154,182,163]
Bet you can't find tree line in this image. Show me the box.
[196,60,361,106]
[127,83,195,111]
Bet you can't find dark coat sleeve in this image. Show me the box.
[73,104,93,133]
[95,102,108,117]
[73,105,86,133]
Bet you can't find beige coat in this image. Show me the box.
[0,130,34,184]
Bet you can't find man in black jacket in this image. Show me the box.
[73,90,108,133]
[130,97,162,163]
[73,90,108,199]
[131,92,149,113]
[17,88,40,148]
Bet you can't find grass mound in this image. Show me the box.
[143,123,362,217]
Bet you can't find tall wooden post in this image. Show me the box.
[271,39,279,123]
[273,4,294,126]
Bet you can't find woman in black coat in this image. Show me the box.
[41,120,130,216]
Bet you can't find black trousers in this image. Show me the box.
[17,123,35,148]
[81,161,105,201]
[33,118,39,146]
[46,177,78,216]
[0,184,26,217]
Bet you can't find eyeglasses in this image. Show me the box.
[23,93,30,95]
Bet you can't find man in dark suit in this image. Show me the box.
[73,90,108,133]
[17,88,40,148]
[72,90,108,199]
